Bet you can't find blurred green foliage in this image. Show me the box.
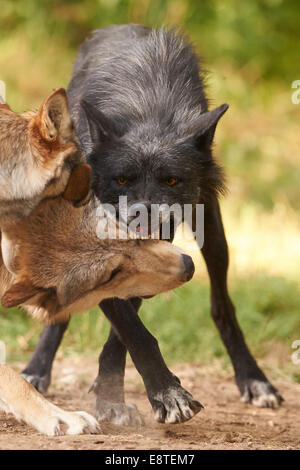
[2,276,300,378]
[1,0,299,80]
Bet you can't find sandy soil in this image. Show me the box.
[0,358,299,450]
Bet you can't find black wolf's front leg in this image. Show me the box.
[92,297,203,425]
[195,198,283,407]
[90,298,143,426]
[22,322,69,393]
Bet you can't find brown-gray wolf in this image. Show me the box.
[0,89,194,434]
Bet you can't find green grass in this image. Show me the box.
[1,274,300,371]
[141,274,300,364]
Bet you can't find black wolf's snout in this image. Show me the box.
[129,202,152,214]
[180,254,195,282]
[127,202,154,238]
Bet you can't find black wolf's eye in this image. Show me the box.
[117,176,127,185]
[166,177,178,186]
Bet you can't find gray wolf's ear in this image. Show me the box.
[63,163,92,207]
[195,103,229,150]
[1,280,42,308]
[80,100,114,151]
[0,95,11,110]
[37,88,72,142]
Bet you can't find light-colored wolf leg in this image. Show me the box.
[0,364,100,436]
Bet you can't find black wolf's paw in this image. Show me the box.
[21,371,51,394]
[95,399,144,427]
[240,379,284,408]
[150,385,203,424]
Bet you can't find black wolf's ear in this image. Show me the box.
[194,104,229,151]
[80,100,114,151]
[1,280,42,308]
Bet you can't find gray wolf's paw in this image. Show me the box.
[21,371,51,394]
[150,385,203,424]
[95,399,144,426]
[46,409,101,436]
[240,379,284,408]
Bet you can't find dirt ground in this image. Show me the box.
[0,357,299,450]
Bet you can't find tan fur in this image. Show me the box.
[0,90,100,436]
[0,364,100,436]
[0,89,89,291]
[0,189,188,436]
[63,163,92,206]
[0,190,188,323]
[0,88,84,227]
[0,91,190,436]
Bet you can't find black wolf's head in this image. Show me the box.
[70,27,228,236]
[80,100,228,210]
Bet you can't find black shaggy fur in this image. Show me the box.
[68,25,227,208]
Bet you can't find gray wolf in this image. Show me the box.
[0,89,194,434]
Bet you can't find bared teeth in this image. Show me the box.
[128,227,161,240]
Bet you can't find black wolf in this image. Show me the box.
[22,25,283,424]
